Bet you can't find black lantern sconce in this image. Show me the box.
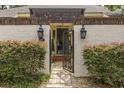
[37,24,45,41]
[80,25,87,39]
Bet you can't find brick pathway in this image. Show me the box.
[46,62,73,88]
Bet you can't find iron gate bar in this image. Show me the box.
[63,29,74,73]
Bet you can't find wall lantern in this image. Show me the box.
[37,24,45,41]
[80,25,87,39]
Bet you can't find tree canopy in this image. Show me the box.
[104,5,121,11]
[0,5,26,10]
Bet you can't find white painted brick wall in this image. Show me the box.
[74,25,124,77]
[0,25,124,77]
[0,25,50,75]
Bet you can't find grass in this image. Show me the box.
[0,74,49,88]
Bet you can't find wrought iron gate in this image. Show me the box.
[63,29,74,73]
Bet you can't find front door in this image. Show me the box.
[56,28,64,54]
[63,29,74,73]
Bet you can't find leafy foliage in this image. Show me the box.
[83,42,124,87]
[0,41,48,87]
[104,5,121,11]
[0,5,27,10]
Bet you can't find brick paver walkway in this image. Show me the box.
[46,62,73,88]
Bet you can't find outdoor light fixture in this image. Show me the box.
[37,24,45,41]
[80,25,87,39]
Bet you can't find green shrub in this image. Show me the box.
[83,42,124,87]
[0,40,48,87]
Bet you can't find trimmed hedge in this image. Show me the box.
[0,41,47,87]
[83,42,124,87]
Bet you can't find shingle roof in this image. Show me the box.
[0,6,29,17]
[29,5,109,12]
[0,5,110,17]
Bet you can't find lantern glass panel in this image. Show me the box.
[38,31,43,39]
[37,25,44,41]
[81,31,86,39]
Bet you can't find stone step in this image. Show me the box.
[46,84,72,88]
[52,55,65,62]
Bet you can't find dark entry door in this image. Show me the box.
[63,29,74,73]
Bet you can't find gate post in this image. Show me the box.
[73,25,89,77]
[42,25,51,75]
